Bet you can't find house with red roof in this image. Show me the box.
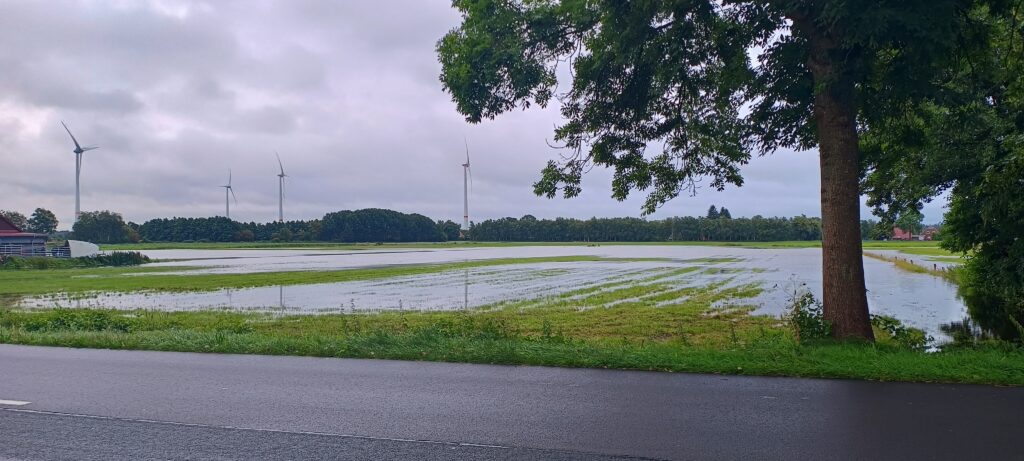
[892,226,940,241]
[0,214,48,256]
[892,227,913,240]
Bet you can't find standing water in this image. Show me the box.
[14,245,965,341]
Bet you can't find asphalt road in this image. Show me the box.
[0,345,1021,460]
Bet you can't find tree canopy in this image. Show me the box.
[73,211,134,244]
[130,209,449,244]
[438,0,982,339]
[862,2,1024,340]
[470,214,822,242]
[0,210,28,230]
[439,0,970,209]
[27,208,58,235]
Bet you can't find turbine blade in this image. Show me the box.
[276,151,285,176]
[469,166,473,192]
[61,121,83,150]
[228,169,232,186]
[82,146,99,152]
[230,187,237,203]
[464,138,470,165]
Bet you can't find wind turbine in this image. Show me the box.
[276,152,287,223]
[61,121,99,223]
[462,139,472,231]
[221,170,237,219]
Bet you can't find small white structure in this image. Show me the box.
[68,240,101,258]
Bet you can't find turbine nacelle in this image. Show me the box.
[221,170,237,203]
[61,121,99,155]
[276,151,287,177]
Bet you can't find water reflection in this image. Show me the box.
[940,317,1002,344]
[942,283,1022,343]
[12,246,973,342]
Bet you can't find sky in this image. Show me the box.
[0,0,946,229]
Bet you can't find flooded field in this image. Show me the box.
[14,245,966,341]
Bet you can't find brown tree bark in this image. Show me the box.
[804,29,875,341]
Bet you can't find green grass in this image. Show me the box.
[0,253,150,270]
[0,256,637,296]
[5,240,1008,385]
[864,252,960,283]
[1,274,1020,385]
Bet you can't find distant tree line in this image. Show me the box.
[132,208,454,244]
[470,211,824,242]
[4,205,917,245]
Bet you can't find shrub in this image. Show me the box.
[21,309,134,333]
[785,292,831,343]
[872,314,930,351]
[0,252,149,270]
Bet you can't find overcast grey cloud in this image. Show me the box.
[0,0,945,228]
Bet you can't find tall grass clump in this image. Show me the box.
[0,251,150,270]
[785,291,831,343]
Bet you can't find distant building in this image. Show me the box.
[892,226,940,241]
[892,227,913,240]
[0,214,48,256]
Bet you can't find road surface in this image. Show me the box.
[0,345,1021,460]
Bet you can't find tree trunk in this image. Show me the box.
[806,33,875,341]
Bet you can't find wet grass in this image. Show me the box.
[864,252,960,283]
[104,240,949,251]
[1,279,1020,385]
[0,256,614,296]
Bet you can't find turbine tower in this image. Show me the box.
[61,121,99,223]
[462,140,472,231]
[276,152,287,223]
[221,170,237,219]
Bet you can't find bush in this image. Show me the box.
[0,252,150,270]
[785,292,831,343]
[20,309,134,333]
[872,315,930,351]
[88,251,150,267]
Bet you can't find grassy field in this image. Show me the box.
[864,252,960,282]
[0,256,634,296]
[1,240,1002,385]
[1,279,1019,385]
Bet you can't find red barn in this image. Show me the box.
[0,214,48,256]
[892,227,913,240]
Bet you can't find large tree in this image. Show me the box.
[72,211,132,244]
[438,0,975,340]
[0,210,28,230]
[27,208,58,235]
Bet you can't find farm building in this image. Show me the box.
[0,214,48,256]
[892,226,940,241]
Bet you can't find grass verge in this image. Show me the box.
[1,278,1020,386]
